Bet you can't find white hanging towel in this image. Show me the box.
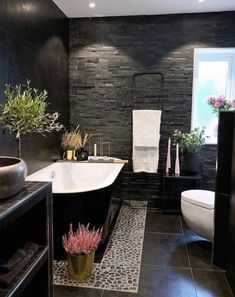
[132,110,162,173]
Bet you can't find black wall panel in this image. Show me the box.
[0,0,69,174]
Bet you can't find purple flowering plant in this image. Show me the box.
[207,95,235,116]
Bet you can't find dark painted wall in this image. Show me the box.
[69,12,235,205]
[0,0,69,174]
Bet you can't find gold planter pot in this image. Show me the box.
[66,150,74,161]
[67,252,95,282]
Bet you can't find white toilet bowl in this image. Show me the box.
[181,189,215,241]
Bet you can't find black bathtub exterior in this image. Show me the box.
[53,185,121,260]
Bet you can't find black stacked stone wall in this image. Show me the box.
[0,0,69,174]
[69,12,235,206]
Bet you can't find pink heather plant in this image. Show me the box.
[207,95,235,116]
[62,223,102,255]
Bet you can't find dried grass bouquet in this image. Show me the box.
[61,126,89,151]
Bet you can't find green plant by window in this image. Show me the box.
[173,127,206,153]
[0,80,63,157]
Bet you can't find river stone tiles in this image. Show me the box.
[53,200,147,292]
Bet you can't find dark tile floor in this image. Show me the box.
[54,209,234,297]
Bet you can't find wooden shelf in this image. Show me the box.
[0,182,53,297]
[0,247,48,297]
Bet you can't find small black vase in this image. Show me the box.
[182,151,200,175]
[76,147,89,161]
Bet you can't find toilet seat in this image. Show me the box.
[181,190,215,210]
[181,190,215,241]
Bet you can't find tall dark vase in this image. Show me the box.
[183,151,199,175]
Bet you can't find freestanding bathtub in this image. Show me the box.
[26,161,124,259]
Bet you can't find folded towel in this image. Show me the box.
[133,110,161,145]
[0,254,32,288]
[0,249,26,274]
[0,242,39,288]
[133,139,160,173]
[133,110,161,173]
[134,136,159,147]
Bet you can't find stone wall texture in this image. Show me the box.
[69,12,235,207]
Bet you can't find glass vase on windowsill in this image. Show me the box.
[205,117,218,145]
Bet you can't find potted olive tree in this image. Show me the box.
[0,80,63,158]
[173,127,206,175]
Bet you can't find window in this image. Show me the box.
[191,48,235,144]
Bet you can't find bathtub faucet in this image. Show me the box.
[102,142,110,158]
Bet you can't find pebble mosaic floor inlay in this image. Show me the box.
[53,200,147,292]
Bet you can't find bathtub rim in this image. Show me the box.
[26,161,124,194]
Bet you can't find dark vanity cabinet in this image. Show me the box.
[213,111,235,295]
[0,182,53,297]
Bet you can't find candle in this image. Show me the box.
[175,143,180,175]
[166,138,171,173]
[94,143,97,157]
[168,138,171,152]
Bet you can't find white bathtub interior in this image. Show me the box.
[26,162,124,194]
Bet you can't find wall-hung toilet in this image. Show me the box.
[181,190,215,241]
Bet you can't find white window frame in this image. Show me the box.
[191,48,235,144]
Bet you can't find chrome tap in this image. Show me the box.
[102,142,110,158]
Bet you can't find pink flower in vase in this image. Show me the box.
[214,101,221,108]
[217,95,225,102]
[207,96,215,103]
[207,95,235,115]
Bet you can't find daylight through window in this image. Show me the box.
[191,48,235,144]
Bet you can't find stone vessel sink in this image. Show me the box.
[0,157,27,200]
